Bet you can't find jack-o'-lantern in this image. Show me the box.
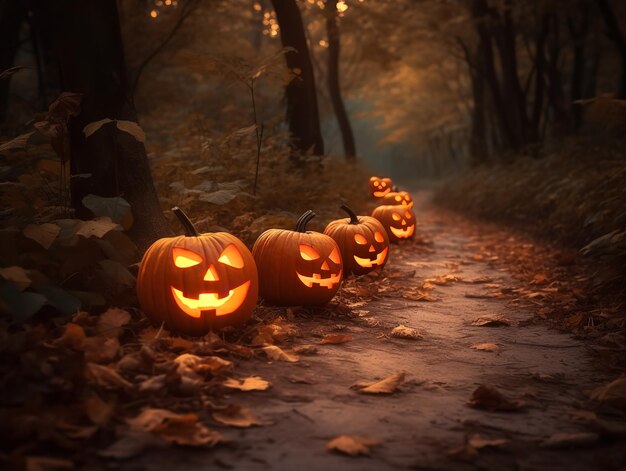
[252,210,343,306]
[368,176,393,198]
[137,207,258,336]
[323,204,389,276]
[381,191,414,209]
[372,205,416,243]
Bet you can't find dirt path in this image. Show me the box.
[133,194,619,470]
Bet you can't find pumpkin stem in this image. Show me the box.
[295,210,316,232]
[340,204,360,225]
[172,206,199,237]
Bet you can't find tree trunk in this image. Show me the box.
[0,0,27,125]
[597,0,626,98]
[270,0,324,157]
[530,12,550,140]
[50,0,170,249]
[325,0,356,160]
[568,5,590,129]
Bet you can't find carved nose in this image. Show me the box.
[402,220,406,226]
[204,264,219,281]
[321,261,330,270]
[368,245,375,252]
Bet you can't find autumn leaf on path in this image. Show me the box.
[223,376,270,391]
[85,363,133,391]
[212,405,271,428]
[262,345,299,362]
[465,291,502,299]
[96,307,131,338]
[403,289,439,302]
[319,333,352,345]
[450,434,509,460]
[471,315,511,327]
[424,274,458,285]
[352,372,405,395]
[461,276,494,284]
[84,392,114,426]
[251,318,300,345]
[589,377,626,408]
[390,325,422,340]
[468,385,525,412]
[326,435,381,456]
[23,223,60,249]
[175,353,232,380]
[470,343,499,352]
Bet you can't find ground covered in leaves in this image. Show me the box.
[2,193,625,471]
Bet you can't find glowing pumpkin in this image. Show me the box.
[252,210,342,306]
[368,176,393,198]
[137,207,258,336]
[372,205,416,243]
[323,204,389,276]
[381,191,414,209]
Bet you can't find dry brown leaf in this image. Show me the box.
[174,353,232,380]
[470,342,499,352]
[390,325,422,340]
[54,323,86,349]
[464,292,502,299]
[128,408,222,446]
[293,345,318,355]
[262,345,299,362]
[540,432,599,448]
[461,276,494,284]
[251,318,299,345]
[223,376,270,391]
[471,315,511,327]
[468,385,524,412]
[85,363,133,390]
[23,223,60,249]
[319,333,353,345]
[84,392,114,426]
[96,307,131,338]
[403,290,439,302]
[83,336,120,363]
[211,405,270,427]
[467,434,509,449]
[424,274,458,285]
[352,372,405,395]
[589,377,626,408]
[325,435,381,456]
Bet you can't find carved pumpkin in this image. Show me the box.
[372,205,416,243]
[381,191,414,209]
[137,207,258,336]
[323,204,389,276]
[252,210,342,306]
[368,176,393,198]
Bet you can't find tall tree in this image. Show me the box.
[0,0,27,125]
[596,0,626,98]
[270,0,324,157]
[325,0,356,160]
[49,0,170,249]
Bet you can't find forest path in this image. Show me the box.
[135,193,615,471]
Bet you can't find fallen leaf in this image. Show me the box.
[212,405,270,427]
[54,323,86,349]
[262,345,299,362]
[352,372,405,395]
[468,434,509,449]
[468,385,524,412]
[540,432,599,448]
[464,292,502,299]
[424,274,458,285]
[24,456,74,470]
[127,408,222,446]
[325,435,381,456]
[83,336,120,363]
[0,266,31,290]
[461,276,494,284]
[390,325,422,340]
[85,363,133,390]
[470,343,499,352]
[75,217,119,238]
[589,377,626,408]
[471,315,511,327]
[115,120,146,142]
[84,392,114,426]
[319,333,352,345]
[23,223,60,249]
[175,353,232,380]
[293,345,318,355]
[403,290,439,302]
[223,376,270,391]
[96,307,131,338]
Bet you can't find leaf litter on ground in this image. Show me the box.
[352,372,405,395]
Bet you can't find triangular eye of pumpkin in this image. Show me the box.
[374,231,385,242]
[173,247,203,268]
[392,213,401,221]
[405,210,412,219]
[328,247,341,264]
[218,244,244,268]
[300,244,320,260]
[354,233,368,245]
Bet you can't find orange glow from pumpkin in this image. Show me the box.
[170,281,251,318]
[374,231,385,242]
[390,225,415,239]
[300,244,320,260]
[173,247,202,267]
[296,270,342,289]
[354,247,388,268]
[328,247,341,264]
[218,244,244,268]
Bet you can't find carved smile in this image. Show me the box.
[401,201,414,208]
[297,271,342,289]
[373,189,391,197]
[171,281,251,318]
[390,225,415,239]
[354,247,388,268]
